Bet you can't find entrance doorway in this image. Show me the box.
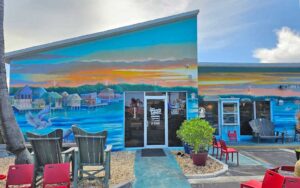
[124,91,186,148]
[144,96,168,148]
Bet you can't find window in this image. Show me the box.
[199,101,219,135]
[168,92,186,146]
[256,101,270,120]
[222,101,239,125]
[125,92,144,147]
[240,101,254,135]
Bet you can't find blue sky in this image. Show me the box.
[4,0,300,63]
[198,0,300,63]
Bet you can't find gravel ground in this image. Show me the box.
[0,151,135,187]
[174,152,223,175]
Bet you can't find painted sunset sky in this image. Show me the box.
[10,17,198,89]
[198,67,300,98]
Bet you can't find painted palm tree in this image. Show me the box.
[0,0,32,164]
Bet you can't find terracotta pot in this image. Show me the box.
[191,151,208,166]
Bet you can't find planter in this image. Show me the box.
[191,150,208,166]
[295,149,300,161]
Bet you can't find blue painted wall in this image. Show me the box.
[9,16,198,150]
[199,65,300,142]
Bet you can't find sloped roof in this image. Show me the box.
[5,10,199,61]
[42,92,62,99]
[198,62,300,72]
[32,87,47,98]
[15,85,32,96]
[101,88,114,93]
[67,94,81,101]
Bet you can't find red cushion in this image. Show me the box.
[225,148,237,152]
[241,180,262,188]
[43,163,70,185]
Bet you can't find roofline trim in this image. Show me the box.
[198,62,300,67]
[5,10,199,61]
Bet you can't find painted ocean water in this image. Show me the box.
[272,100,299,136]
[15,101,124,151]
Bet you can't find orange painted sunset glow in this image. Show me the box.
[11,59,197,88]
[198,72,300,97]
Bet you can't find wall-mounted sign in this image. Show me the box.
[199,107,206,118]
[150,107,161,126]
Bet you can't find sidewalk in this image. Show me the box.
[191,148,297,188]
[133,149,191,188]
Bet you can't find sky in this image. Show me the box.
[4,0,300,63]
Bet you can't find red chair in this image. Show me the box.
[43,163,70,188]
[228,130,237,142]
[279,166,300,188]
[284,176,300,188]
[219,140,239,165]
[6,164,34,188]
[212,136,221,158]
[241,169,285,188]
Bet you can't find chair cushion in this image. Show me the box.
[225,148,237,153]
[241,179,262,188]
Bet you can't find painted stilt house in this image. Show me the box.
[4,10,300,150]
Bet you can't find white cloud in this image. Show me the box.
[254,27,300,63]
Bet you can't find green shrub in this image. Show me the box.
[177,118,215,153]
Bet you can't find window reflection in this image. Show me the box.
[256,101,270,120]
[240,101,254,135]
[199,101,219,135]
[222,102,239,125]
[168,92,186,146]
[125,92,144,147]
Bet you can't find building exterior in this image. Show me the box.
[198,63,300,141]
[66,94,81,109]
[6,10,199,150]
[80,92,97,107]
[6,10,299,150]
[13,85,33,110]
[42,92,63,109]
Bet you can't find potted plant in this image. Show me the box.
[177,118,215,166]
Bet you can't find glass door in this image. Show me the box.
[240,101,254,135]
[144,96,167,147]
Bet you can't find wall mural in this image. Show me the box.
[198,66,300,135]
[9,17,198,150]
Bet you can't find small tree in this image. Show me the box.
[0,0,32,164]
[177,118,215,154]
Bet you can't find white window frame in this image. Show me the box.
[221,100,240,126]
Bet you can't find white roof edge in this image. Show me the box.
[199,62,300,67]
[5,10,199,61]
